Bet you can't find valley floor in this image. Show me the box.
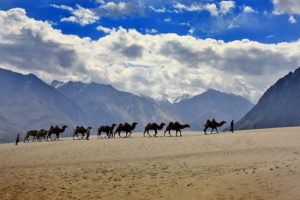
[1,127,300,200]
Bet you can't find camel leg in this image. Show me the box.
[168,130,172,137]
[153,130,157,137]
[118,131,121,138]
[56,133,60,141]
[179,129,182,137]
[216,127,218,134]
[175,130,178,137]
[143,130,146,137]
[147,130,152,137]
[164,130,166,137]
[48,134,52,141]
[204,128,207,135]
[128,131,132,138]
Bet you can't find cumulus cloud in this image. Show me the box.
[1,8,300,103]
[56,4,99,25]
[53,1,143,25]
[174,2,218,16]
[50,4,73,11]
[173,1,235,16]
[96,1,144,17]
[146,28,158,34]
[219,1,235,15]
[272,0,300,14]
[243,6,255,13]
[288,15,297,23]
[96,25,116,33]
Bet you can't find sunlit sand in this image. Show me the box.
[1,127,300,200]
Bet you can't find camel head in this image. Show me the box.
[112,123,117,127]
[132,122,138,127]
[87,126,92,130]
[160,123,166,126]
[185,124,191,128]
[62,125,68,129]
[221,121,226,125]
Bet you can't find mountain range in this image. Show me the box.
[0,68,254,142]
[235,68,300,130]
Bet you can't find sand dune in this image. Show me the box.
[1,127,300,200]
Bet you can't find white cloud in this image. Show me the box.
[1,8,300,103]
[173,1,235,16]
[243,6,255,13]
[288,15,297,23]
[53,2,143,25]
[204,4,219,16]
[219,1,235,15]
[188,28,195,34]
[272,0,300,14]
[50,4,73,11]
[97,0,105,4]
[56,4,99,25]
[96,25,116,33]
[146,29,158,34]
[98,1,143,17]
[149,6,166,13]
[164,17,171,22]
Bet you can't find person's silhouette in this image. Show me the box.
[230,120,234,133]
[15,134,20,145]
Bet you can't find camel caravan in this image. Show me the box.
[22,119,228,142]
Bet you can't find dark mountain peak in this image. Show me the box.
[205,88,220,93]
[236,67,300,130]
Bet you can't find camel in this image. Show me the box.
[36,129,47,141]
[73,126,92,140]
[144,123,165,137]
[164,121,190,137]
[114,122,138,138]
[203,119,226,134]
[97,124,116,139]
[47,125,68,141]
[24,130,38,142]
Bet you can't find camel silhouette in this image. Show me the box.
[97,124,116,138]
[36,129,47,142]
[204,119,226,134]
[47,125,68,141]
[73,126,92,140]
[24,130,38,142]
[114,122,138,138]
[164,121,190,137]
[144,123,165,137]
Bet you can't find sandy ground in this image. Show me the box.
[1,127,300,200]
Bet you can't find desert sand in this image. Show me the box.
[1,127,300,200]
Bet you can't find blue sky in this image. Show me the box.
[0,0,300,103]
[0,0,299,43]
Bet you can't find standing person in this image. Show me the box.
[230,120,234,133]
[15,134,20,145]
